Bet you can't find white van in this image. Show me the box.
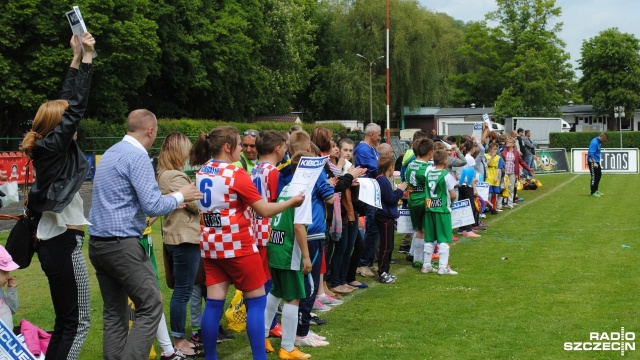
[561,120,571,132]
[491,123,505,134]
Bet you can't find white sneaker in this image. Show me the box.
[437,266,458,275]
[308,329,326,341]
[295,335,330,347]
[316,294,343,306]
[312,299,332,312]
[420,265,437,274]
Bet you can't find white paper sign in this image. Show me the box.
[451,199,475,228]
[0,319,36,359]
[286,156,329,196]
[356,177,381,209]
[396,208,413,233]
[482,113,490,126]
[472,122,483,140]
[66,6,97,58]
[475,182,490,202]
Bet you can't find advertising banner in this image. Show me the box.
[533,148,570,174]
[571,148,639,174]
[0,153,34,184]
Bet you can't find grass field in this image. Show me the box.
[3,172,639,359]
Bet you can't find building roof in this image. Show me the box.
[252,114,302,123]
[435,107,494,116]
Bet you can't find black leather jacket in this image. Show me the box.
[28,63,93,213]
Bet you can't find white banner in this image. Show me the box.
[451,199,475,228]
[475,182,490,202]
[396,208,413,233]
[356,177,382,209]
[472,122,483,140]
[571,148,639,174]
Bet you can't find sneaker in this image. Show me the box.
[312,299,332,312]
[357,266,375,277]
[308,330,327,341]
[218,326,234,342]
[596,191,604,196]
[495,207,503,212]
[269,323,283,338]
[479,213,486,218]
[388,273,397,280]
[378,272,396,284]
[412,261,423,268]
[420,265,437,274]
[295,335,329,347]
[316,294,343,306]
[592,192,601,197]
[437,266,458,275]
[266,338,275,353]
[161,351,187,360]
[398,245,410,253]
[506,205,514,209]
[405,254,414,262]
[309,314,327,326]
[190,330,202,344]
[463,231,481,238]
[278,347,312,359]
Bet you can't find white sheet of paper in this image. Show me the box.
[396,208,413,233]
[451,199,475,228]
[482,113,490,126]
[476,182,490,202]
[356,177,382,209]
[472,122,483,140]
[286,156,329,197]
[66,6,97,58]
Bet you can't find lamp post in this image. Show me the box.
[356,54,384,125]
[614,106,624,148]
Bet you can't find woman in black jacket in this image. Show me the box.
[21,32,95,360]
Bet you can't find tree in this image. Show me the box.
[578,28,640,123]
[452,0,575,118]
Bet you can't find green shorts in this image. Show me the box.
[423,212,452,243]
[409,203,425,231]
[269,268,306,302]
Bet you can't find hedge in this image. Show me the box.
[77,119,346,154]
[550,131,640,150]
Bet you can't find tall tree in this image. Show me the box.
[578,28,640,123]
[452,0,575,118]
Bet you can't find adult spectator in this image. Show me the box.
[431,129,440,141]
[522,130,537,178]
[21,33,95,360]
[234,129,259,173]
[511,130,521,154]
[516,128,525,155]
[88,109,203,360]
[353,123,381,271]
[588,132,608,197]
[499,138,534,209]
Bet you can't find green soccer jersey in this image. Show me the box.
[405,159,432,207]
[425,168,451,214]
[267,184,312,270]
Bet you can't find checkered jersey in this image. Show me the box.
[250,162,280,247]
[196,160,263,259]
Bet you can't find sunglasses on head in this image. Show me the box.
[243,131,257,137]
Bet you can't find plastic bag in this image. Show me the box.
[225,290,247,332]
[0,182,19,207]
[516,179,523,191]
[500,176,510,197]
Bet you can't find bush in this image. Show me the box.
[550,131,640,150]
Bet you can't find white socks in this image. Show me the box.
[281,303,299,352]
[423,242,434,267]
[438,242,450,268]
[412,233,424,264]
[264,293,281,338]
[156,313,174,355]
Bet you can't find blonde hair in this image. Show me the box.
[157,132,192,172]
[22,100,69,159]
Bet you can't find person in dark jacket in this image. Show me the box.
[21,33,95,360]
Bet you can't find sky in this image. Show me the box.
[421,0,640,76]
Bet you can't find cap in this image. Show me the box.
[0,246,19,271]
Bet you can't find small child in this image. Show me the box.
[485,143,504,213]
[0,245,19,328]
[375,157,407,283]
[421,150,459,275]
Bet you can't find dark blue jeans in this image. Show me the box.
[165,243,201,338]
[297,239,323,337]
[330,221,357,288]
[360,204,379,266]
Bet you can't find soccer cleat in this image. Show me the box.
[420,265,437,274]
[266,338,275,353]
[437,266,458,275]
[592,192,601,197]
[278,347,312,359]
[308,330,326,341]
[218,326,234,342]
[317,294,343,306]
[312,299,332,312]
[295,335,329,347]
[269,323,283,338]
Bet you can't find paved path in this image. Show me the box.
[0,182,94,232]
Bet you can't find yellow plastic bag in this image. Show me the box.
[535,178,542,187]
[501,176,510,197]
[128,299,157,360]
[516,179,523,191]
[225,290,247,332]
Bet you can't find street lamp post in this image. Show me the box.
[614,106,625,148]
[356,54,384,125]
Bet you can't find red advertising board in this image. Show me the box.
[0,152,34,184]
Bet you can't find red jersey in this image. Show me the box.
[250,162,280,247]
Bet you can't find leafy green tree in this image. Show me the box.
[452,0,574,118]
[578,28,640,123]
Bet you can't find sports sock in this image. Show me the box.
[438,242,450,269]
[264,293,282,337]
[408,232,417,256]
[264,279,279,329]
[412,234,424,264]
[202,298,224,360]
[423,242,434,267]
[156,313,174,355]
[244,295,267,360]
[281,303,299,352]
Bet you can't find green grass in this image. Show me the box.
[3,172,640,359]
